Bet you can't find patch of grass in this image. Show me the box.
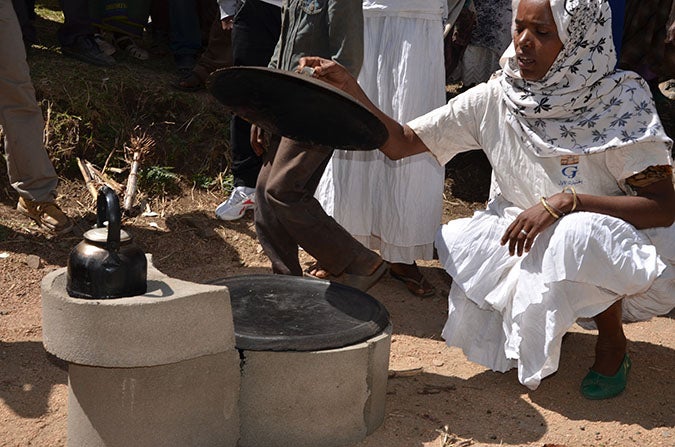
[140,165,181,195]
[27,3,234,197]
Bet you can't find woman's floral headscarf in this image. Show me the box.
[498,0,671,157]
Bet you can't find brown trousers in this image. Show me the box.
[1,0,58,202]
[255,137,374,276]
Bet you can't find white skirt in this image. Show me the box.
[436,195,675,389]
[316,11,446,263]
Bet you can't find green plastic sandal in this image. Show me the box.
[580,354,631,400]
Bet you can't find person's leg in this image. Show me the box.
[176,18,232,90]
[1,1,57,202]
[580,299,630,399]
[168,0,201,72]
[149,0,171,55]
[191,19,232,81]
[230,0,281,188]
[196,0,218,45]
[58,0,96,45]
[215,0,281,220]
[256,137,382,277]
[389,262,436,297]
[254,139,302,275]
[11,0,37,45]
[591,300,627,376]
[58,0,115,66]
[0,1,72,233]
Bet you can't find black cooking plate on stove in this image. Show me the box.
[207,66,388,151]
[210,275,390,352]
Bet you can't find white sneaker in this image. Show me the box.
[215,186,256,221]
[94,34,116,56]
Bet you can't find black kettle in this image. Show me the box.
[66,186,147,299]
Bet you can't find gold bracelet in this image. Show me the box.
[540,197,561,219]
[561,186,577,212]
[548,199,566,216]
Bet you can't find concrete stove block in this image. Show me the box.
[67,352,240,447]
[41,257,240,447]
[238,325,392,447]
[41,257,235,367]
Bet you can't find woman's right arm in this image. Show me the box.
[298,56,430,160]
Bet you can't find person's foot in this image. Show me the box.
[115,36,149,60]
[61,35,116,67]
[171,71,205,92]
[94,34,116,56]
[389,262,436,297]
[581,354,631,400]
[215,186,256,221]
[305,262,331,279]
[16,197,73,235]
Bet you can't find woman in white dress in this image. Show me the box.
[301,0,675,399]
[314,0,455,296]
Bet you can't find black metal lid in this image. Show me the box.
[207,66,389,151]
[210,275,390,351]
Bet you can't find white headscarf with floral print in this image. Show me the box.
[498,0,671,157]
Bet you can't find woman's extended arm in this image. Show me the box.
[298,56,429,160]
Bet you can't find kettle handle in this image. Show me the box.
[96,186,121,252]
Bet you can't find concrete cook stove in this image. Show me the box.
[42,260,391,447]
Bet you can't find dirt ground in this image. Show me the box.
[1,163,673,447]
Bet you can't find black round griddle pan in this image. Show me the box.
[207,66,388,151]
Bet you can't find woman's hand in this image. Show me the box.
[500,192,573,256]
[297,57,359,96]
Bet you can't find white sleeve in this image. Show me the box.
[604,142,674,183]
[407,82,490,165]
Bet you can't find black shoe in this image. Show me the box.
[61,35,116,67]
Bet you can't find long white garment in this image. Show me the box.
[315,0,448,263]
[408,80,675,389]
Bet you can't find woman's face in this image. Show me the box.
[513,0,563,81]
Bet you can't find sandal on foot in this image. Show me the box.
[581,354,631,400]
[337,261,388,292]
[390,267,435,297]
[116,36,149,60]
[305,262,332,280]
[171,71,205,92]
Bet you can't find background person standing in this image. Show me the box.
[1,0,73,234]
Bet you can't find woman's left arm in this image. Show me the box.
[501,173,675,256]
[562,177,675,229]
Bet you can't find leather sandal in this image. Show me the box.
[305,262,331,279]
[115,36,149,60]
[389,265,436,297]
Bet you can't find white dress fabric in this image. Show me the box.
[407,0,675,390]
[315,0,447,263]
[409,80,675,390]
[409,80,675,389]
